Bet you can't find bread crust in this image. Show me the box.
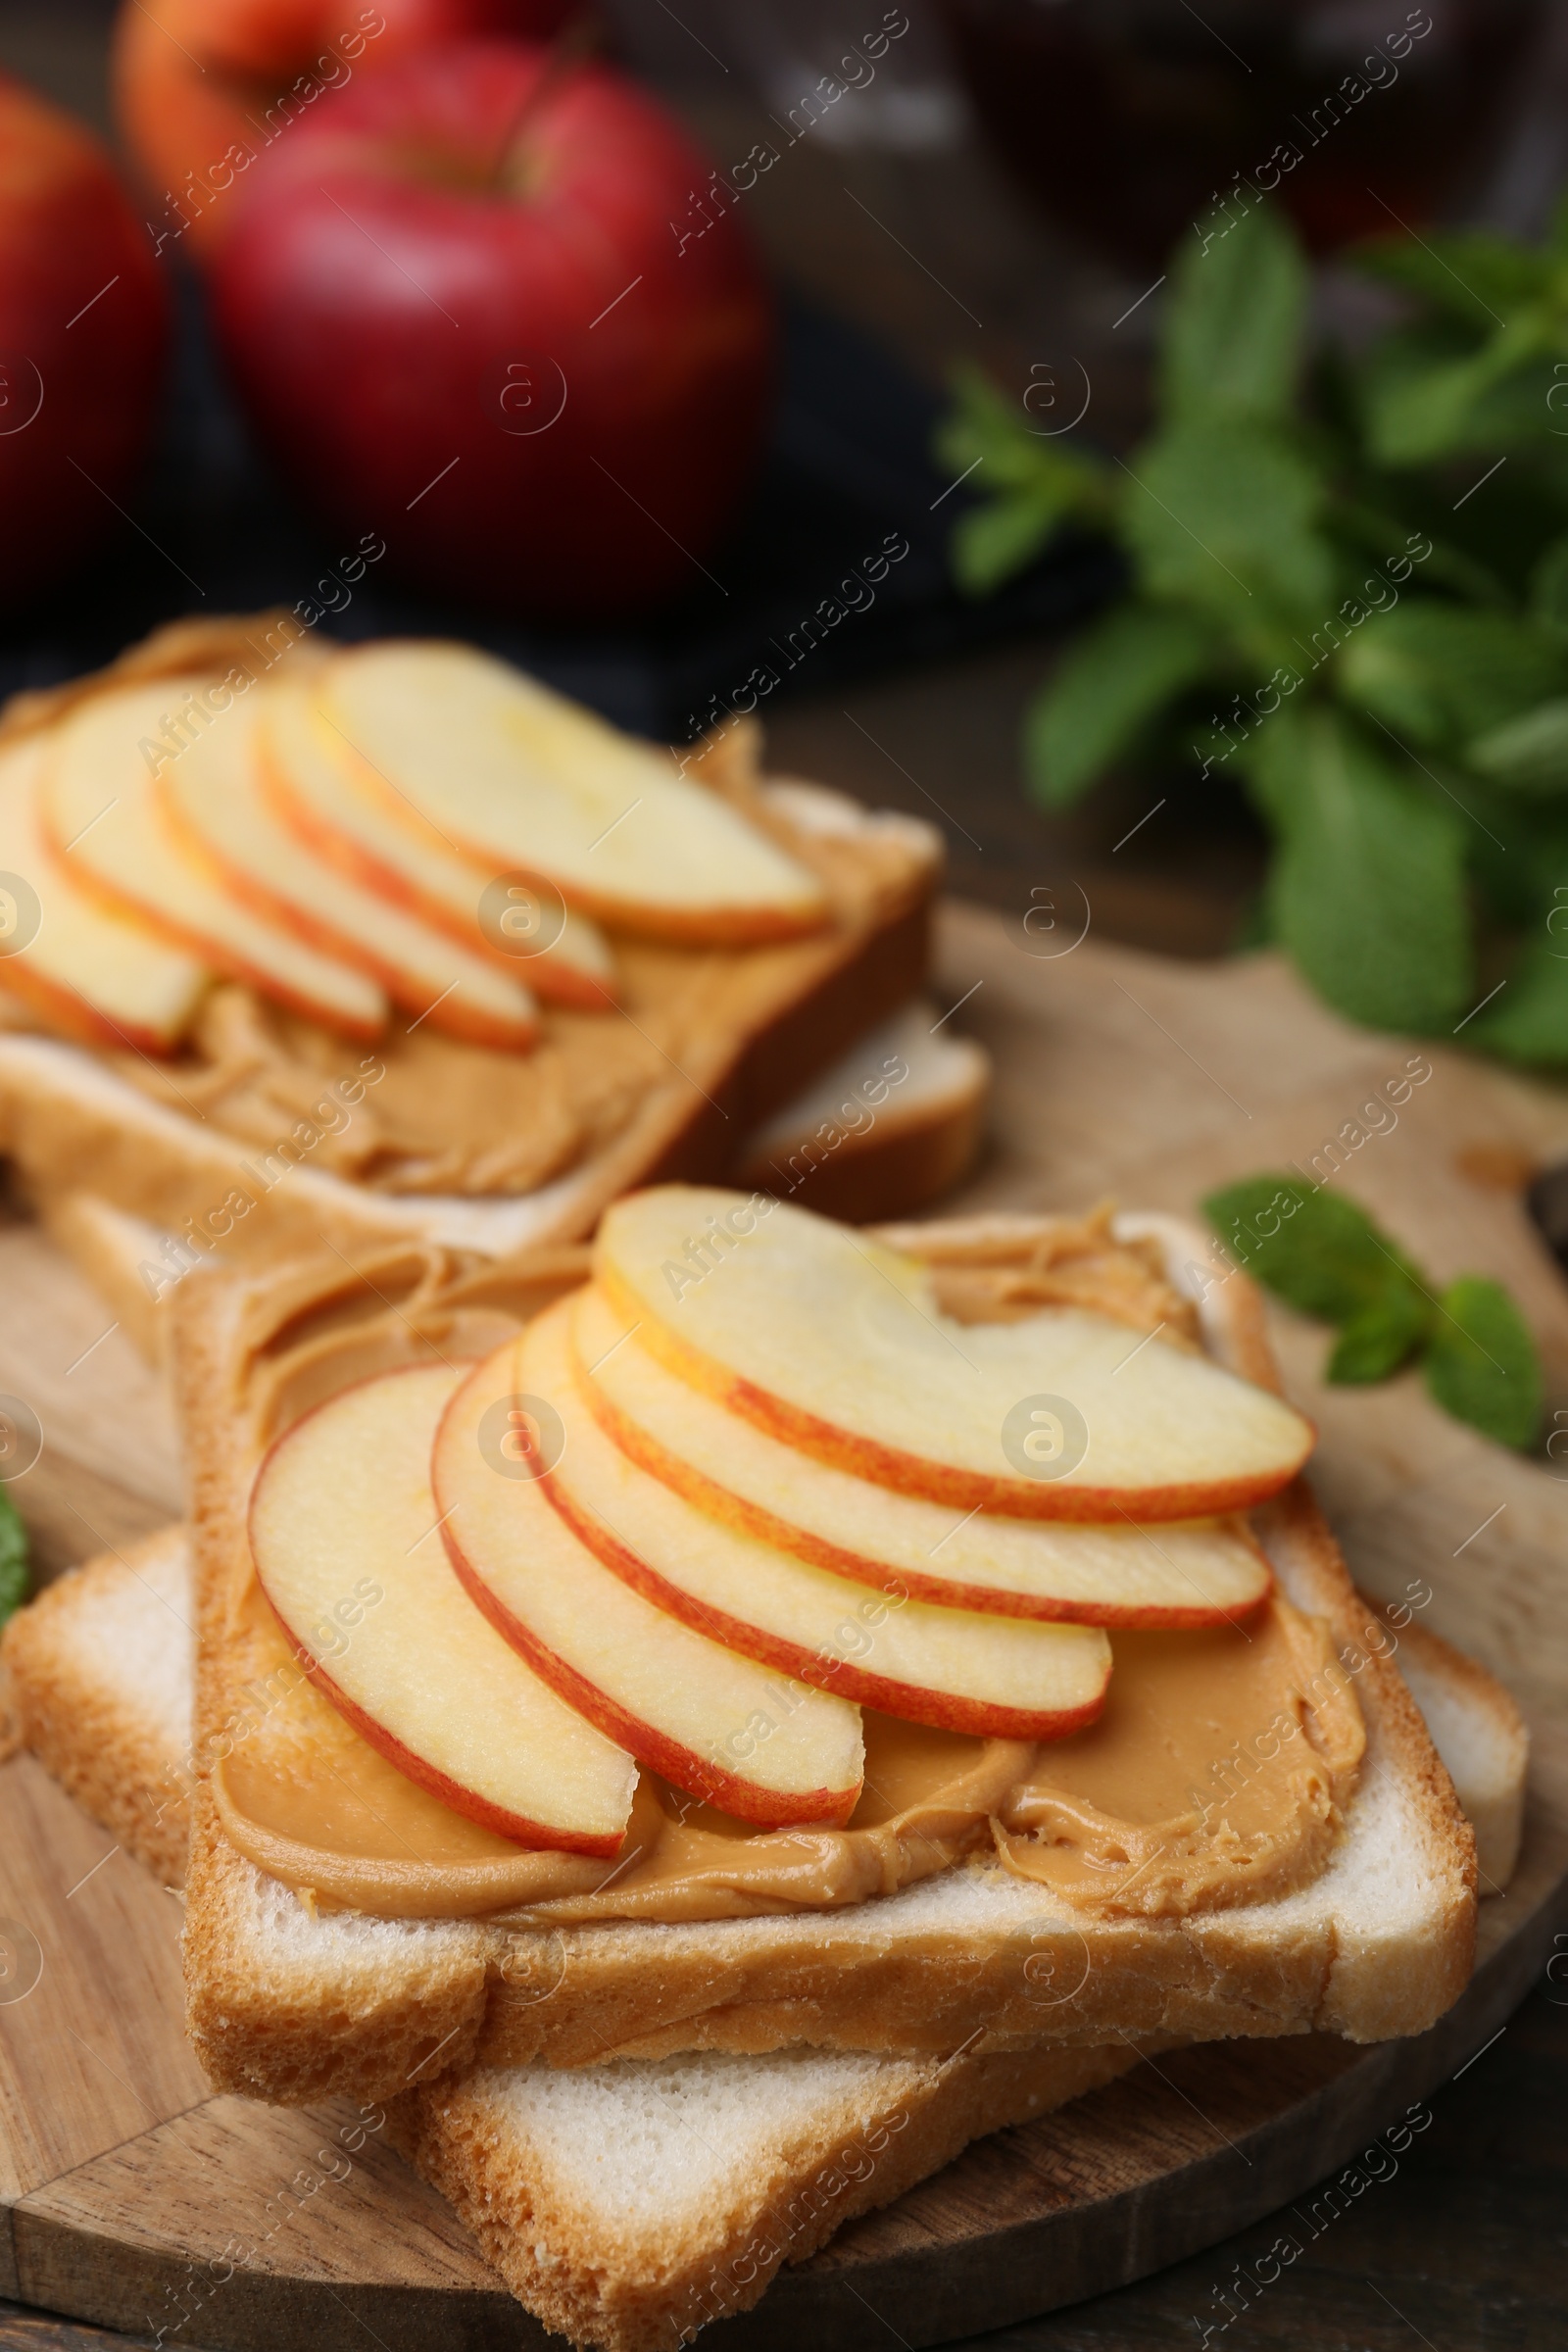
[172,1213,1478,2103]
[0,1528,192,1886]
[1367,1601,1527,1890]
[389,2040,1139,2352]
[734,1043,988,1223]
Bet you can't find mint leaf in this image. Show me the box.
[951,495,1067,598]
[1531,536,1568,639]
[0,1483,27,1628]
[1360,314,1553,466]
[1202,1176,1430,1328]
[1204,1180,1539,1443]
[934,365,1050,493]
[1122,419,1334,627]
[1424,1277,1542,1449]
[938,368,1111,597]
[1466,932,1568,1065]
[1338,604,1568,749]
[1354,232,1550,332]
[1467,699,1568,793]
[1249,710,1472,1033]
[1023,604,1216,809]
[1327,1292,1433,1384]
[1162,200,1308,426]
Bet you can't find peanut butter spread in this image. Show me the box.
[207,1229,1364,1927]
[94,771,929,1199]
[918,1206,1203,1347]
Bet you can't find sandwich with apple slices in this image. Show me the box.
[0,616,970,1283]
[167,1188,1477,2111]
[0,1505,1522,2352]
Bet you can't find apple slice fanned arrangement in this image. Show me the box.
[0,641,830,1056]
[247,1188,1315,1847]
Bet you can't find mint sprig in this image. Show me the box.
[940,198,1568,1062]
[0,1482,28,1628]
[1203,1177,1542,1450]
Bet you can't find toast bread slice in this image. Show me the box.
[34,998,988,1367]
[733,1000,989,1223]
[0,617,938,1266]
[2,1523,1521,2352]
[170,1209,1478,2102]
[1370,1602,1527,1890]
[0,1529,1142,2352]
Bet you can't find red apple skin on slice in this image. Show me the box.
[41,679,387,1040]
[431,1339,864,1828]
[527,1298,1112,1740]
[569,1286,1273,1629]
[0,737,209,1054]
[154,691,539,1052]
[0,947,188,1060]
[255,684,619,1011]
[594,1188,1316,1525]
[318,643,832,950]
[248,1361,636,1855]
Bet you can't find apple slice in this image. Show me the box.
[317,640,831,947]
[258,679,619,1010]
[528,1296,1111,1739]
[595,1187,1316,1524]
[571,1285,1271,1627]
[0,735,209,1054]
[431,1337,863,1827]
[248,1360,637,1854]
[156,688,539,1051]
[43,680,386,1038]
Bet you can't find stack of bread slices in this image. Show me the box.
[3,1186,1518,2351]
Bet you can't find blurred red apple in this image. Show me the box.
[209,41,775,616]
[113,0,576,256]
[0,75,170,606]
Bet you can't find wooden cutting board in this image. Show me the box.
[2,906,1567,2352]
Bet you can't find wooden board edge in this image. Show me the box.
[8,1882,1563,2352]
[756,1878,1568,2348]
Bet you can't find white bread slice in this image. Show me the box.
[0,1528,1140,2352]
[0,615,938,1267]
[1,1524,1520,2352]
[1374,1605,1527,1888]
[33,1190,176,1364]
[732,999,989,1221]
[388,2039,1136,2352]
[171,1214,1479,2103]
[0,1524,193,1885]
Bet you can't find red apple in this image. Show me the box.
[0,75,169,604]
[113,0,574,257]
[207,41,776,615]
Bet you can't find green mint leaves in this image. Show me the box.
[0,1483,28,1628]
[1160,197,1308,428]
[1423,1277,1544,1450]
[941,198,1568,1063]
[1203,1176,1542,1448]
[1250,708,1473,1035]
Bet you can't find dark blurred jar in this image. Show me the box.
[939,0,1545,267]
